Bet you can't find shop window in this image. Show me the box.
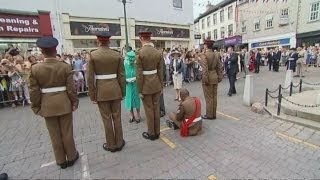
[73,39,120,49]
[228,24,233,37]
[213,13,217,25]
[228,6,233,20]
[266,14,273,28]
[202,19,205,29]
[220,27,225,39]
[207,16,211,27]
[220,9,224,23]
[213,29,218,40]
[254,17,260,31]
[173,0,182,9]
[310,2,320,21]
[241,21,247,33]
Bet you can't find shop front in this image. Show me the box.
[0,10,53,55]
[296,30,320,47]
[224,35,242,51]
[248,33,296,51]
[134,24,191,49]
[63,14,122,53]
[212,39,224,51]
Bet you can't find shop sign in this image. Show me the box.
[70,21,121,36]
[224,36,242,46]
[251,38,290,48]
[0,12,41,37]
[135,25,190,38]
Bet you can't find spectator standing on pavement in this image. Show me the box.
[29,37,79,169]
[255,49,261,73]
[87,32,126,152]
[295,47,306,77]
[164,49,171,86]
[287,48,298,72]
[267,49,274,71]
[273,48,281,72]
[243,47,250,76]
[124,50,141,123]
[171,50,183,101]
[200,40,223,119]
[136,31,163,141]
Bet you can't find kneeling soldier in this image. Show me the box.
[166,88,202,137]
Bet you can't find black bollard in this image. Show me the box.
[265,88,268,106]
[277,94,282,116]
[289,82,293,96]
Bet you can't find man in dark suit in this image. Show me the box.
[273,48,281,72]
[267,49,274,71]
[287,48,298,72]
[225,46,238,96]
[255,49,261,73]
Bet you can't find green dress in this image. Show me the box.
[124,51,141,110]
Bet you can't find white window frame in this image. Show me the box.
[220,27,225,39]
[213,13,217,25]
[281,8,289,17]
[173,0,182,9]
[228,24,233,37]
[241,21,247,33]
[266,14,273,28]
[207,16,211,27]
[228,6,233,20]
[202,19,205,29]
[310,1,320,21]
[220,9,224,23]
[213,29,218,40]
[254,18,261,31]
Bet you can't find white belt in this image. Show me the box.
[96,74,117,80]
[185,116,202,123]
[41,86,66,93]
[143,70,157,75]
[126,77,136,82]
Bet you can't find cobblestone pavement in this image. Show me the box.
[0,66,320,179]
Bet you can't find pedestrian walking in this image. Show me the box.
[225,46,238,96]
[136,31,163,141]
[29,37,79,169]
[171,50,183,101]
[87,32,126,152]
[200,40,223,119]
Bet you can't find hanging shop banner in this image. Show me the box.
[135,25,190,38]
[251,38,290,48]
[0,12,42,37]
[70,21,121,36]
[224,36,242,46]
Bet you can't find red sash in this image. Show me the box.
[180,97,201,137]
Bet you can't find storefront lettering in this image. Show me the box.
[0,13,43,37]
[156,29,173,35]
[83,25,110,33]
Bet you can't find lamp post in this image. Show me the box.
[122,0,129,50]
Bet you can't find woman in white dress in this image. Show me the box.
[170,50,183,101]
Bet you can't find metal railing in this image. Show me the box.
[265,79,320,116]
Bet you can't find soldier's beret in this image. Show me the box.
[139,31,152,38]
[95,31,111,42]
[36,37,58,49]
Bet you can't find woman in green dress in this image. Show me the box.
[124,50,141,123]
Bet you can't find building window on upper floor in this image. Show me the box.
[207,16,211,27]
[220,27,225,39]
[310,1,320,21]
[213,29,218,40]
[207,31,212,39]
[254,17,261,31]
[281,8,289,18]
[213,13,217,25]
[220,9,224,23]
[266,14,273,28]
[241,21,246,33]
[228,6,233,20]
[228,24,233,36]
[202,19,205,29]
[173,0,182,9]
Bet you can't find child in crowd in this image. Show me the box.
[73,71,84,93]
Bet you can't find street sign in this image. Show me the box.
[194,34,201,39]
